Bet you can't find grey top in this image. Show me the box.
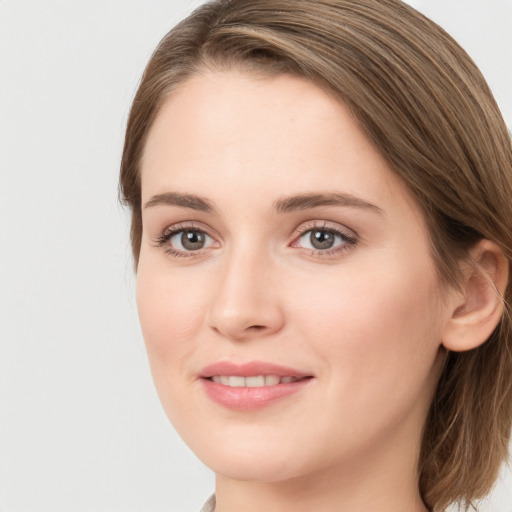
[200,494,216,512]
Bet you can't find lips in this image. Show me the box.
[199,361,313,410]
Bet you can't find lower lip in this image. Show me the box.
[201,378,312,411]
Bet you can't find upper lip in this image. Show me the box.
[199,360,311,379]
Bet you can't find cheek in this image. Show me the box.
[291,255,440,341]
[136,263,206,373]
[135,262,214,426]
[289,256,443,406]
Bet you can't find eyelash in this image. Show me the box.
[153,221,358,259]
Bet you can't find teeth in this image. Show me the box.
[210,375,300,387]
[228,376,245,387]
[246,376,265,387]
[265,375,280,386]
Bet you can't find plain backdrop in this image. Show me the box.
[0,1,511,511]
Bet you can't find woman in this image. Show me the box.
[119,1,512,510]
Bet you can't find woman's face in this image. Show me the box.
[137,70,450,484]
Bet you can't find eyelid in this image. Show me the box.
[156,221,217,241]
[293,220,357,240]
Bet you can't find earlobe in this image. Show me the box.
[442,240,509,352]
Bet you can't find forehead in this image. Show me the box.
[141,70,354,177]
[140,69,418,219]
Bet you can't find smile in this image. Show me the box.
[200,361,313,411]
[209,375,303,387]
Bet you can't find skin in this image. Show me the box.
[136,70,459,512]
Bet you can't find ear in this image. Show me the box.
[442,239,509,352]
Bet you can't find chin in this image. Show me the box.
[204,451,307,483]
[178,425,313,483]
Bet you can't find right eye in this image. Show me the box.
[170,229,213,251]
[155,226,217,257]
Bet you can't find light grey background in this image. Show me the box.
[0,1,510,511]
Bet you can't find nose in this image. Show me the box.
[207,248,285,342]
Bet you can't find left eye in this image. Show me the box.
[168,229,214,251]
[296,229,350,251]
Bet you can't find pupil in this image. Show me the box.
[310,230,334,250]
[181,230,205,250]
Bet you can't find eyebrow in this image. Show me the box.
[144,192,215,213]
[273,192,383,214]
[143,191,383,215]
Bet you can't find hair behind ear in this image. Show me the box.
[421,240,511,511]
[420,318,512,510]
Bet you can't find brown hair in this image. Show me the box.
[119,1,512,510]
